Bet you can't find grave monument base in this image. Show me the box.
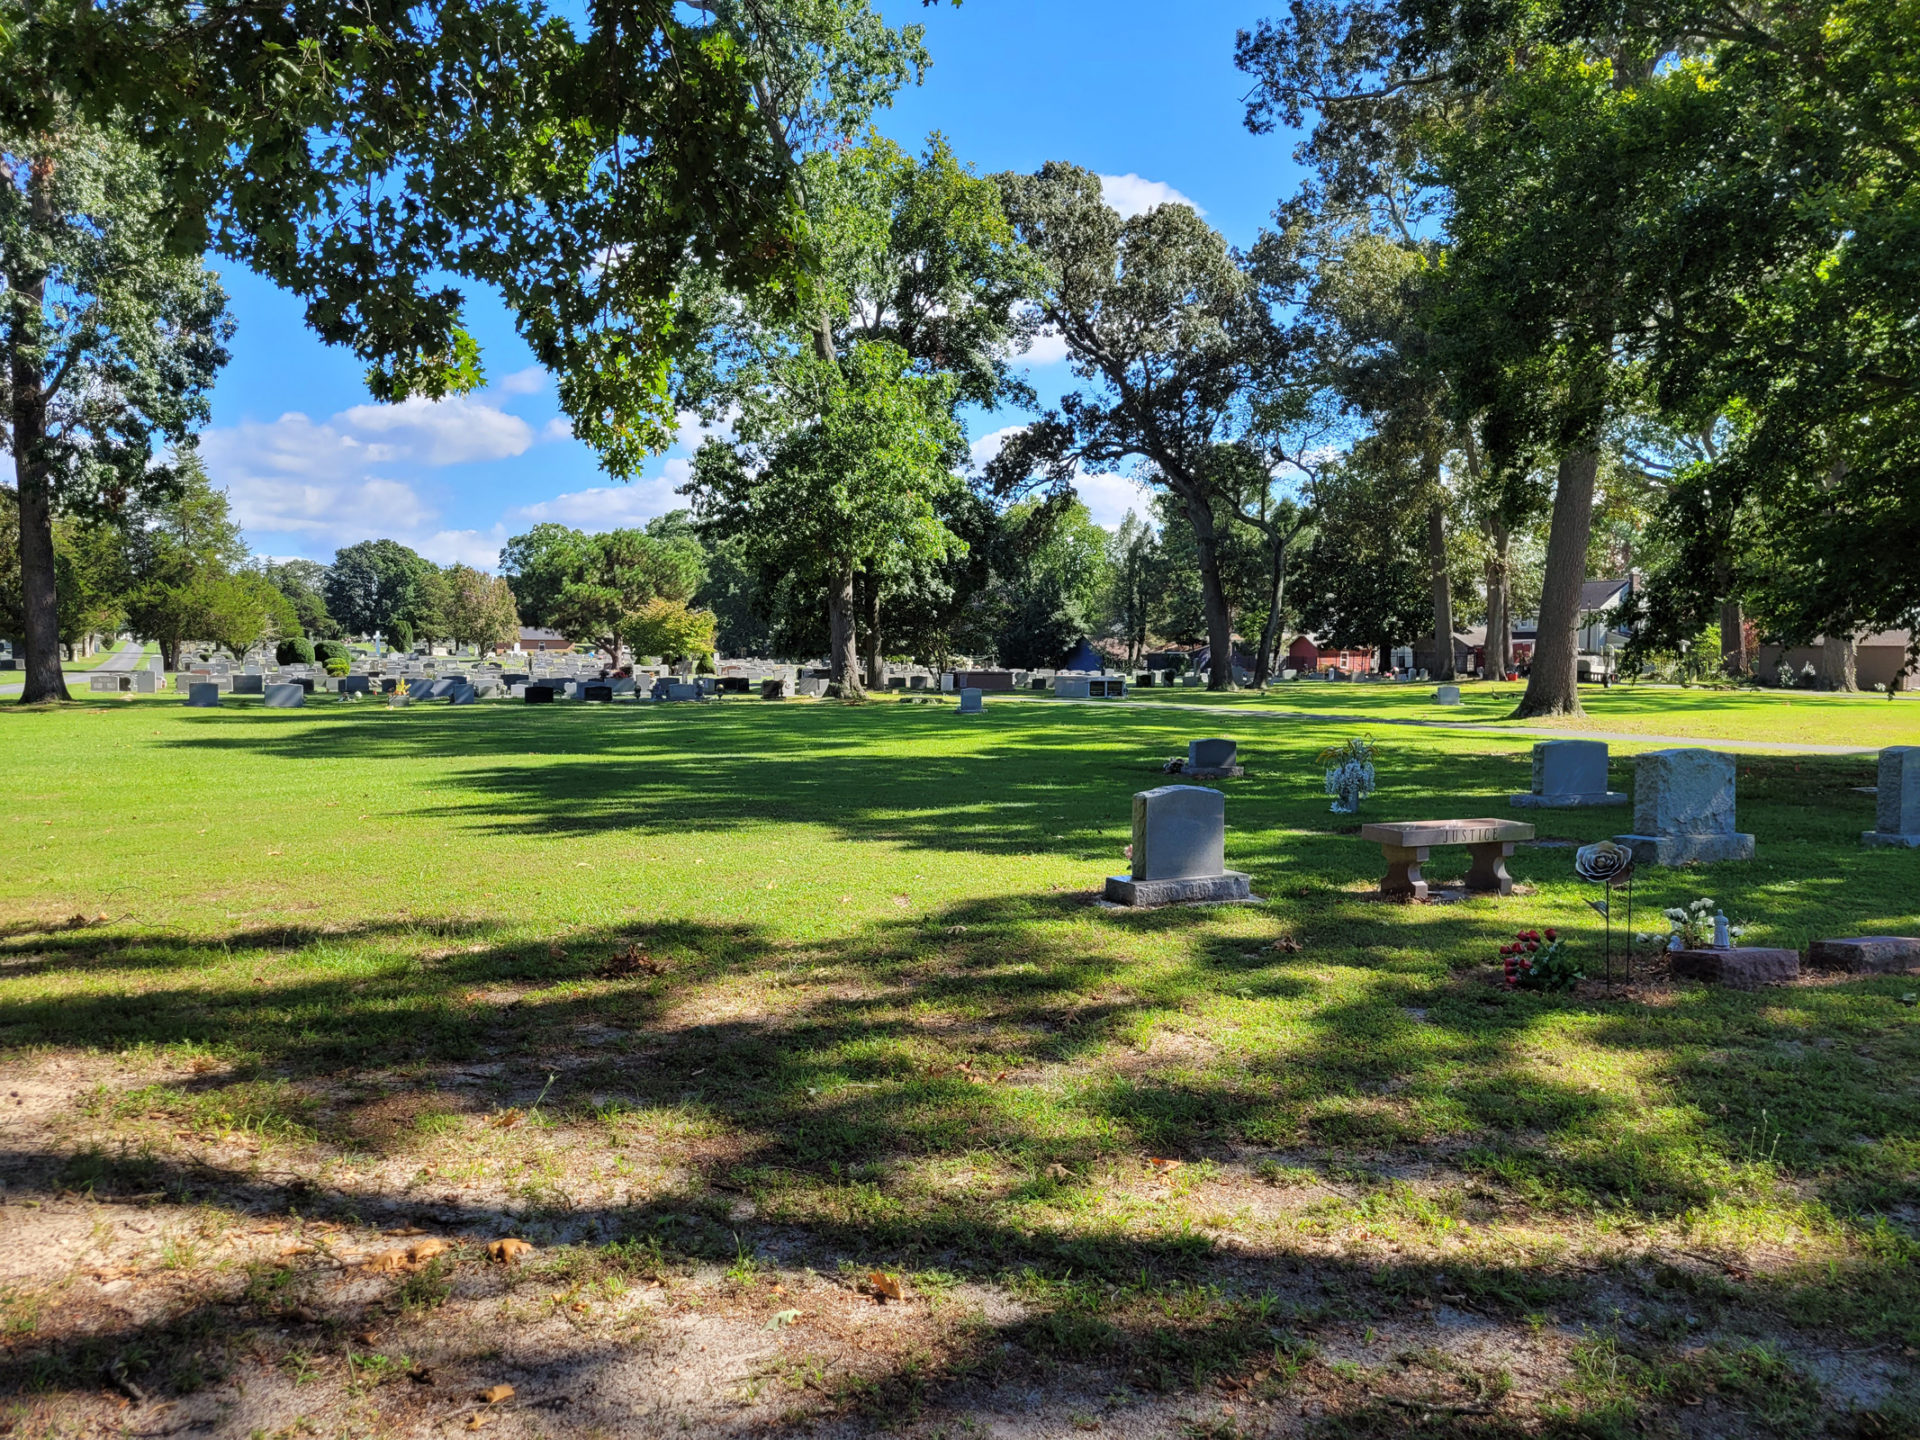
[1861,830,1920,849]
[1103,871,1252,907]
[1510,790,1627,808]
[1809,936,1920,973]
[1615,832,1754,866]
[1670,946,1799,989]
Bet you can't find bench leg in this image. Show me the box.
[1380,845,1430,900]
[1465,841,1517,894]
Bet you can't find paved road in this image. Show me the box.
[1059,695,1887,756]
[0,639,146,695]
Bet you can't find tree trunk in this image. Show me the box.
[1177,486,1237,691]
[1251,537,1289,687]
[1817,633,1857,692]
[1514,449,1599,718]
[1719,596,1748,677]
[1427,495,1455,681]
[861,573,886,691]
[828,562,862,696]
[1491,521,1512,677]
[10,158,67,705]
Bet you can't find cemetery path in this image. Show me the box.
[1088,697,1884,755]
[0,638,145,696]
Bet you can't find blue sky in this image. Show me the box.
[205,1,1305,567]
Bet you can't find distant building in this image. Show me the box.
[1755,631,1914,689]
[516,627,571,654]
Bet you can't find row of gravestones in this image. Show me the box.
[1511,738,1920,852]
[1105,738,1920,908]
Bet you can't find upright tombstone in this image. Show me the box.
[761,675,794,700]
[1863,747,1920,848]
[1182,738,1243,779]
[1104,785,1252,906]
[956,687,984,714]
[524,684,555,704]
[1433,684,1461,705]
[339,674,372,696]
[1510,740,1627,808]
[581,683,614,703]
[185,682,221,708]
[1615,748,1754,865]
[263,683,305,708]
[448,684,478,705]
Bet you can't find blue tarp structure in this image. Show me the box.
[1062,638,1105,672]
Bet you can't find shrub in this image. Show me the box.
[275,637,315,666]
[313,639,350,667]
[323,655,350,676]
[386,619,414,653]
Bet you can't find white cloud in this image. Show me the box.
[419,525,512,569]
[200,415,439,540]
[508,463,692,532]
[335,394,534,466]
[495,366,548,397]
[1013,328,1071,367]
[541,416,576,442]
[1072,471,1151,530]
[968,424,1024,473]
[966,424,1147,531]
[1098,173,1204,220]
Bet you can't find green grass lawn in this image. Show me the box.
[1123,676,1920,749]
[1,696,1916,1437]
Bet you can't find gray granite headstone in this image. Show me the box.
[1184,738,1242,777]
[1864,747,1920,848]
[448,684,477,705]
[1104,785,1251,906]
[957,687,984,714]
[1433,684,1461,705]
[340,674,371,695]
[185,682,221,708]
[89,674,127,693]
[1615,748,1754,865]
[1510,739,1627,808]
[263,683,304,708]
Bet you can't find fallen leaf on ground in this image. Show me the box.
[464,1415,491,1431]
[487,1238,534,1263]
[480,1384,514,1404]
[355,1331,379,1345]
[386,1226,427,1237]
[1147,1157,1183,1174]
[407,1238,451,1262]
[279,1244,315,1257]
[489,1109,523,1129]
[868,1272,903,1302]
[1045,1163,1072,1181]
[766,1309,802,1328]
[1272,936,1303,953]
[366,1247,414,1272]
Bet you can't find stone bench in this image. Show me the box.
[1359,818,1536,899]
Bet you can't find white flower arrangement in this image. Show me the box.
[1318,737,1379,814]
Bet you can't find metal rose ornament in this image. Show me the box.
[1574,840,1634,887]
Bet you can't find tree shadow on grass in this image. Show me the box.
[2,893,1916,1428]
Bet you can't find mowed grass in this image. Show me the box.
[1124,676,1920,748]
[1,695,1918,1436]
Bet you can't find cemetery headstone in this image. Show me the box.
[1809,936,1920,974]
[89,674,127,693]
[1615,748,1754,865]
[130,669,159,694]
[1669,947,1800,990]
[448,684,477,705]
[761,676,793,699]
[1510,739,1627,808]
[1104,785,1253,906]
[185,682,221,708]
[582,683,614,703]
[957,687,984,714]
[1433,684,1461,705]
[339,675,371,696]
[263,683,304,708]
[1863,746,1920,847]
[1183,738,1243,779]
[524,684,555,704]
